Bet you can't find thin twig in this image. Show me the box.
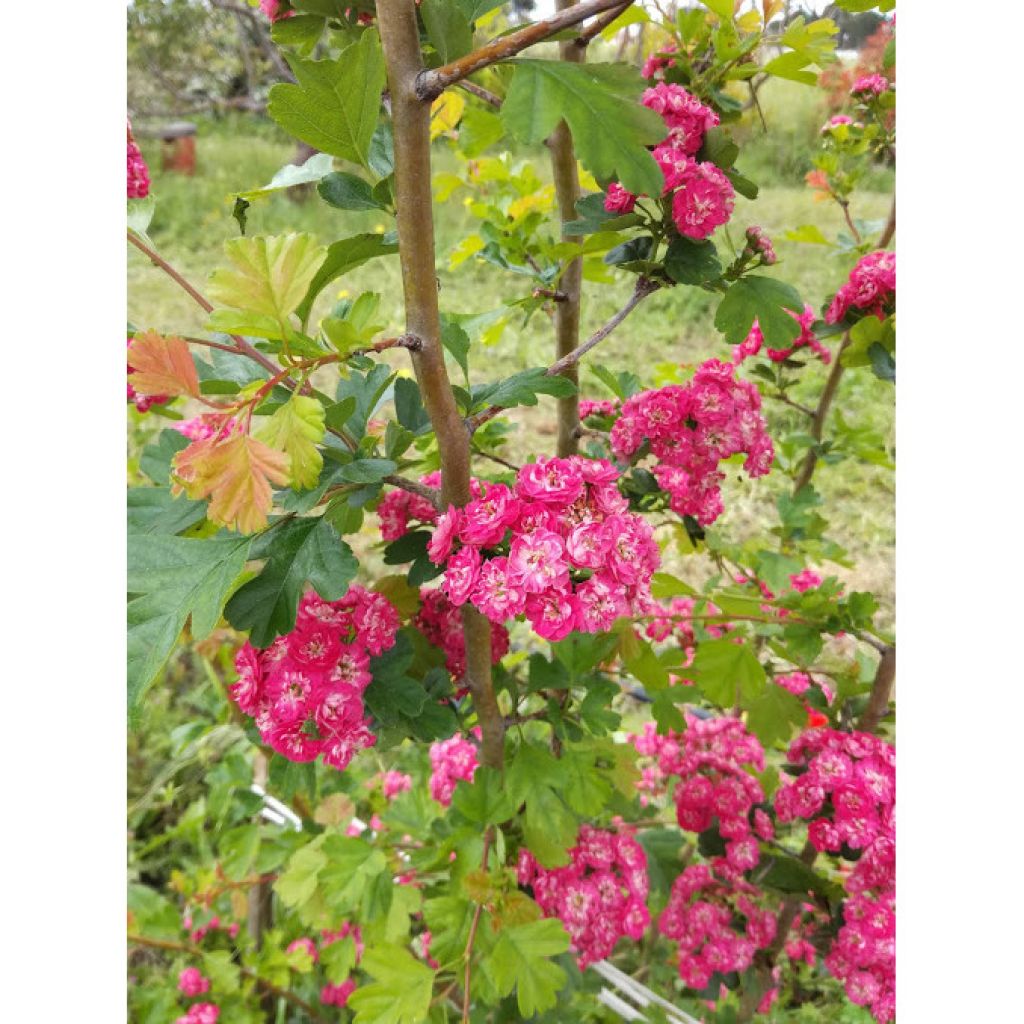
[858,644,895,733]
[457,79,503,109]
[576,0,634,45]
[466,278,658,434]
[383,474,442,510]
[472,446,521,472]
[416,0,634,100]
[461,832,493,1023]
[768,392,815,418]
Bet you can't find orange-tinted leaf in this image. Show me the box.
[172,433,290,534]
[128,330,201,398]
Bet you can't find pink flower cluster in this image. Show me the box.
[659,862,779,990]
[175,1004,218,1024]
[320,923,363,1007]
[184,913,239,945]
[826,250,895,324]
[427,457,659,641]
[578,397,621,420]
[127,336,169,413]
[230,589,401,770]
[743,225,777,265]
[642,82,720,156]
[732,303,831,366]
[641,40,678,79]
[518,826,650,968]
[376,471,450,541]
[604,86,734,241]
[610,359,774,526]
[174,414,240,442]
[413,587,509,680]
[822,113,855,133]
[380,770,413,800]
[429,734,478,806]
[775,729,895,1023]
[127,120,150,199]
[851,73,891,97]
[178,968,210,997]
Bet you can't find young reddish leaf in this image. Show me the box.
[172,433,290,534]
[128,330,200,398]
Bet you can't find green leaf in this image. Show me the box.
[203,950,241,994]
[757,853,844,902]
[559,747,612,816]
[664,236,722,285]
[421,0,474,63]
[127,534,251,707]
[128,884,181,941]
[270,13,324,54]
[232,153,335,203]
[868,342,895,382]
[319,835,389,915]
[700,0,735,20]
[318,171,387,211]
[268,31,386,168]
[502,60,665,196]
[296,233,399,325]
[208,233,327,332]
[220,824,260,881]
[348,946,434,1024]
[690,638,767,707]
[744,685,805,747]
[256,394,326,491]
[224,516,358,647]
[508,745,578,867]
[321,936,358,984]
[784,224,834,247]
[440,317,471,381]
[274,837,328,908]
[127,486,207,536]
[475,367,577,411]
[714,275,805,349]
[336,457,397,484]
[394,377,431,435]
[484,918,570,1018]
[452,765,517,825]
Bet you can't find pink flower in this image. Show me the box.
[670,158,736,239]
[429,735,478,806]
[822,114,855,133]
[441,546,481,606]
[851,73,891,97]
[789,569,823,592]
[826,250,895,324]
[642,83,719,155]
[526,589,579,641]
[471,557,528,622]
[287,937,318,963]
[459,483,519,547]
[604,182,637,214]
[177,967,210,997]
[259,0,295,21]
[516,457,585,505]
[380,771,412,800]
[320,979,356,1006]
[427,506,462,564]
[641,40,678,80]
[127,120,150,199]
[508,529,570,594]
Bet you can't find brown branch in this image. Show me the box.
[383,474,442,510]
[878,196,896,248]
[416,0,634,101]
[549,0,586,458]
[378,0,503,772]
[576,0,635,45]
[457,79,503,110]
[472,446,521,472]
[127,933,331,1024]
[859,644,895,733]
[839,200,863,245]
[791,332,849,495]
[532,287,568,303]
[467,277,658,435]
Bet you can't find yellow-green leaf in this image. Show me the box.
[256,395,325,491]
[208,233,327,331]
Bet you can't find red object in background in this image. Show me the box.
[162,134,196,175]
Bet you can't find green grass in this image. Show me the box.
[129,83,893,619]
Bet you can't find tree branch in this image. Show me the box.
[378,0,503,772]
[383,474,442,510]
[549,0,586,458]
[415,0,634,101]
[791,332,849,494]
[575,0,635,45]
[466,277,659,435]
[859,644,895,733]
[457,79,503,109]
